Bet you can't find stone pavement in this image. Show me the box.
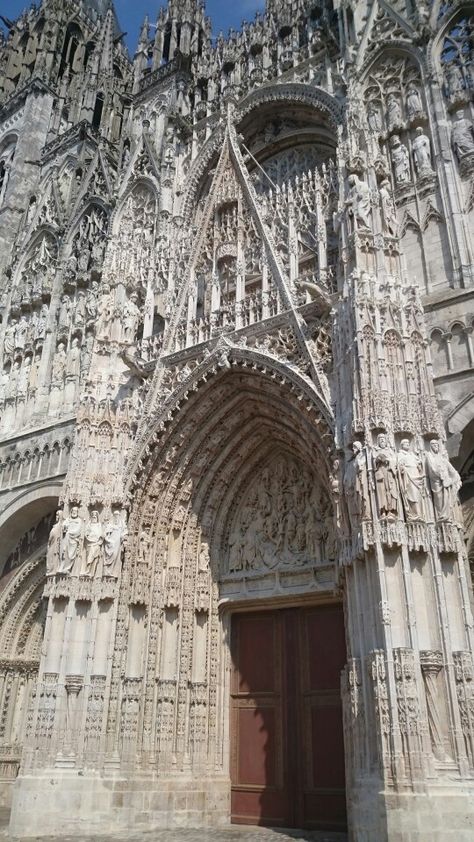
[0,819,347,842]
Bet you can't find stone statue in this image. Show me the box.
[103,510,127,578]
[445,63,464,100]
[74,291,86,327]
[397,439,424,522]
[412,128,433,176]
[34,305,48,343]
[3,319,16,356]
[198,541,210,572]
[66,337,81,381]
[367,101,382,133]
[331,457,349,537]
[7,360,20,399]
[46,511,62,576]
[122,293,141,343]
[138,530,150,564]
[373,433,399,520]
[58,295,71,331]
[85,281,99,322]
[390,136,410,184]
[15,316,28,351]
[426,440,462,523]
[379,179,398,236]
[17,356,31,398]
[451,111,474,160]
[51,342,67,388]
[97,286,114,339]
[386,93,402,131]
[345,174,372,231]
[83,511,103,577]
[406,86,423,119]
[344,441,371,528]
[59,506,83,574]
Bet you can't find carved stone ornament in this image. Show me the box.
[227,454,331,574]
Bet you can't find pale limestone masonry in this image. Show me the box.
[0,1,474,840]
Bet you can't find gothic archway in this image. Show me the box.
[112,362,345,828]
[0,494,56,807]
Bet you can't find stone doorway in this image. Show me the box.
[230,605,347,832]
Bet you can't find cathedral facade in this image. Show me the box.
[0,0,474,839]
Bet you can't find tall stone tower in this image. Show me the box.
[0,1,474,840]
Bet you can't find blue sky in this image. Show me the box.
[2,1,266,50]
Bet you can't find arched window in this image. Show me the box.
[92,92,105,130]
[59,23,84,77]
[0,138,16,205]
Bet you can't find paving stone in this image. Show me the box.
[0,826,347,842]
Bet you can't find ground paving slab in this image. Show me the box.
[0,825,347,842]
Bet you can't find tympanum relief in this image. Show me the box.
[225,454,334,576]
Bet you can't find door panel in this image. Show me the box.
[300,606,347,830]
[231,605,347,831]
[230,611,289,826]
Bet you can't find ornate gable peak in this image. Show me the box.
[355,0,416,71]
[24,177,64,237]
[70,148,113,217]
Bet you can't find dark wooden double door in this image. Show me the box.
[230,605,347,831]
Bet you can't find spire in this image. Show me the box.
[96,7,116,75]
[79,0,121,35]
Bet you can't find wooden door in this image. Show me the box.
[230,605,347,831]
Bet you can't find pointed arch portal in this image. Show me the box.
[123,363,347,831]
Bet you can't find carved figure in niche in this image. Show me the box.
[103,510,127,578]
[58,506,83,574]
[386,94,402,132]
[0,368,8,402]
[3,319,16,356]
[58,295,71,332]
[35,305,48,343]
[331,458,349,537]
[406,86,423,119]
[412,128,433,176]
[17,356,31,398]
[77,249,90,275]
[390,136,410,184]
[426,440,462,523]
[374,433,399,520]
[85,281,99,322]
[397,439,424,522]
[199,541,210,572]
[367,101,382,133]
[80,332,94,380]
[15,316,28,351]
[65,252,78,282]
[83,511,103,577]
[97,286,115,339]
[344,441,371,528]
[66,337,81,381]
[91,239,105,268]
[122,293,141,344]
[379,179,398,236]
[345,174,372,231]
[451,111,474,160]
[74,291,86,328]
[445,63,465,100]
[138,530,150,564]
[7,360,20,398]
[46,511,62,575]
[51,342,67,388]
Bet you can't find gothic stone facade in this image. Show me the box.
[0,0,474,840]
